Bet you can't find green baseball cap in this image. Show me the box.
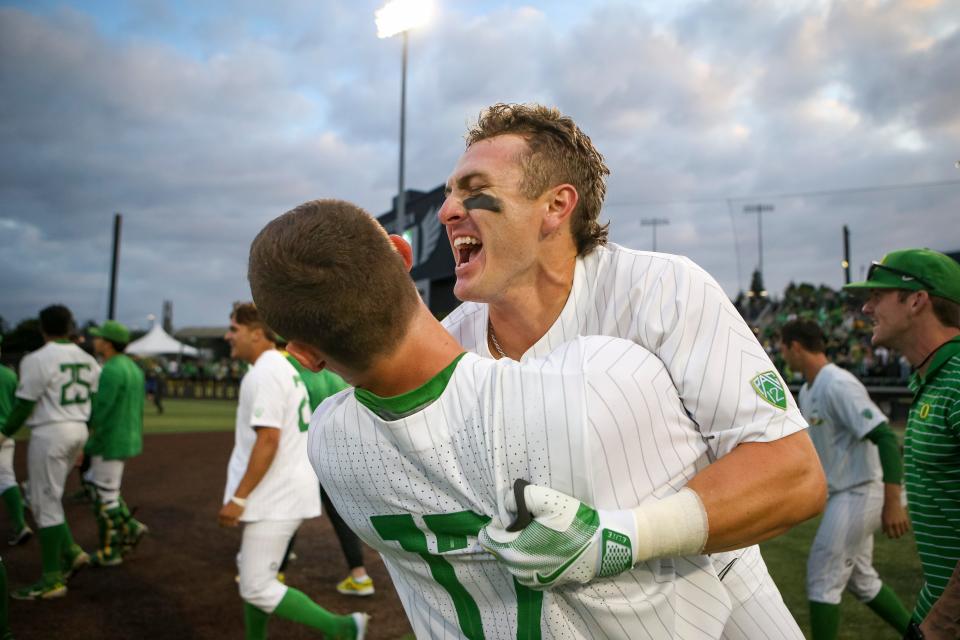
[89,320,131,344]
[844,248,960,304]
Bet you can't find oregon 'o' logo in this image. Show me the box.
[919,403,931,419]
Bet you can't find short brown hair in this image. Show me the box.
[779,319,825,353]
[466,103,610,254]
[896,291,960,329]
[230,302,278,344]
[247,199,421,370]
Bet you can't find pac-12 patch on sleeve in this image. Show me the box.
[750,371,787,410]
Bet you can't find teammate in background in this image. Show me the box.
[778,319,912,639]
[844,249,960,639]
[219,303,367,640]
[84,320,148,566]
[0,305,99,600]
[0,336,31,546]
[277,339,374,597]
[438,103,822,639]
[248,198,821,638]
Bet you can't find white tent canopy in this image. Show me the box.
[125,323,199,357]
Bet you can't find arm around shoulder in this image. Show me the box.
[687,429,827,553]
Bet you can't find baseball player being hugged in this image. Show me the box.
[1,305,99,600]
[0,335,31,547]
[83,320,148,567]
[779,319,912,639]
[219,303,367,640]
[248,199,824,639]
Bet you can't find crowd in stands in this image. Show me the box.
[736,282,911,384]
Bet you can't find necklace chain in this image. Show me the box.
[488,319,507,359]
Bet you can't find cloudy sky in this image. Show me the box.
[1,0,958,330]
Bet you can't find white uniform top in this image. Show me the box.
[311,338,749,640]
[443,243,808,457]
[224,349,320,522]
[443,243,809,607]
[16,341,100,427]
[798,363,885,494]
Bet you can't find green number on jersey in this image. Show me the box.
[59,363,92,406]
[292,375,311,432]
[370,511,543,639]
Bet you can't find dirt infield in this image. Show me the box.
[3,432,413,640]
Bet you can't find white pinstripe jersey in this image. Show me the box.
[443,243,809,604]
[310,337,736,639]
[798,363,885,494]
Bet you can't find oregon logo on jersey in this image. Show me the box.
[750,370,787,410]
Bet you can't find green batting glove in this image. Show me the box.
[478,481,638,589]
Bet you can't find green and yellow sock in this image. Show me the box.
[809,600,840,640]
[1,486,26,532]
[244,602,270,640]
[865,583,911,634]
[273,587,356,638]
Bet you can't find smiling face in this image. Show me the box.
[861,289,913,350]
[438,134,555,302]
[224,316,259,363]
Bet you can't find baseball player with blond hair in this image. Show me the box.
[248,198,823,639]
[219,302,367,640]
[438,103,824,639]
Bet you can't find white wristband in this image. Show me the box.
[630,487,709,563]
[230,496,248,508]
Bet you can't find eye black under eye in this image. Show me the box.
[463,193,503,213]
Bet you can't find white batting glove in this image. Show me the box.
[478,481,638,589]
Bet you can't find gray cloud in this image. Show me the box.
[1,1,958,330]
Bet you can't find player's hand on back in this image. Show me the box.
[478,481,638,589]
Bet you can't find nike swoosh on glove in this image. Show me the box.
[478,482,637,589]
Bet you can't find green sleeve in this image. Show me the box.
[1,398,37,438]
[89,364,118,430]
[864,422,903,485]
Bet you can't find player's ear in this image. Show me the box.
[540,184,578,237]
[389,234,414,271]
[287,341,327,373]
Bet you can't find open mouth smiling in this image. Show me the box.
[454,236,483,267]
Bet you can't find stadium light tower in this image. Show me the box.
[376,0,432,235]
[640,218,669,252]
[743,203,774,289]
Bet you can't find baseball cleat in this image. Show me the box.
[11,577,67,601]
[122,519,149,553]
[91,549,123,567]
[8,524,33,546]
[337,575,375,597]
[62,546,91,581]
[351,612,370,640]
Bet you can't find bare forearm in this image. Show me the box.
[232,430,278,499]
[687,430,826,553]
[921,561,960,638]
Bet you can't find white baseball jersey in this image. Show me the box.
[310,337,762,640]
[797,363,885,494]
[16,341,100,427]
[443,243,808,637]
[224,349,320,522]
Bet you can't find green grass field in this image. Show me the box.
[146,399,924,638]
[143,398,237,434]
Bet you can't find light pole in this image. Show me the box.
[640,218,669,252]
[743,203,774,290]
[376,0,431,235]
